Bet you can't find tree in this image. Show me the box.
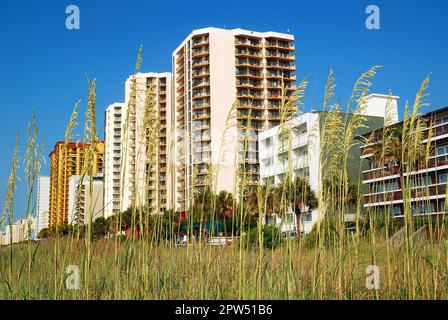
[288,177,317,239]
[92,217,109,239]
[216,191,233,236]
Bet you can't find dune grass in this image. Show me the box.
[0,48,447,300]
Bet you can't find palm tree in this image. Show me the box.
[288,177,318,237]
[216,191,234,237]
[367,122,426,231]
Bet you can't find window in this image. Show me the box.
[392,206,401,217]
[411,202,435,215]
[278,152,288,162]
[435,116,448,126]
[438,173,448,184]
[304,212,313,222]
[372,180,399,193]
[284,213,295,224]
[411,175,432,187]
[437,145,448,156]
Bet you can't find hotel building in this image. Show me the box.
[49,141,104,227]
[104,73,172,218]
[68,175,104,225]
[173,27,297,211]
[259,94,397,234]
[36,175,50,235]
[361,105,448,218]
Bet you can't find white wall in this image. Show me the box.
[36,176,50,235]
[259,112,321,234]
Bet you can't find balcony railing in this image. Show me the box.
[192,36,209,47]
[235,48,261,57]
[265,40,295,50]
[364,184,447,204]
[266,60,296,70]
[235,68,262,78]
[235,37,261,47]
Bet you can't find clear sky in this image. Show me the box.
[0,0,447,222]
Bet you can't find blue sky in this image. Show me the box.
[0,0,447,221]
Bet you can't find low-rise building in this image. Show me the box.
[259,94,398,234]
[2,218,36,245]
[361,105,448,218]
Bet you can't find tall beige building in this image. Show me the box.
[172,27,297,211]
[104,73,172,217]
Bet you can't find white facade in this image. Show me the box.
[68,175,104,225]
[173,27,296,211]
[1,218,35,245]
[104,103,125,218]
[259,96,398,234]
[364,94,399,123]
[36,176,50,235]
[104,73,172,218]
[259,112,320,234]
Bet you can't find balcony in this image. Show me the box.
[192,48,209,58]
[192,36,209,48]
[265,40,295,51]
[235,68,262,79]
[193,101,210,110]
[266,60,296,71]
[237,111,264,120]
[192,58,210,69]
[236,79,262,89]
[192,68,210,79]
[235,37,261,48]
[237,90,263,100]
[192,79,210,89]
[366,156,448,182]
[364,184,447,205]
[235,48,262,58]
[235,58,263,69]
[192,112,211,120]
[266,71,296,81]
[176,72,185,84]
[266,82,297,90]
[265,50,296,61]
[192,90,210,99]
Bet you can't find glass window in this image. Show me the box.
[437,145,448,156]
[304,212,313,222]
[267,215,276,226]
[435,117,448,126]
[438,173,448,184]
[411,175,432,187]
[392,206,401,217]
[284,213,295,224]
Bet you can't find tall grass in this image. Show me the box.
[0,49,446,300]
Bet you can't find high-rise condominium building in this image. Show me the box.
[104,73,172,218]
[49,141,104,227]
[36,176,50,235]
[68,175,104,225]
[173,27,297,211]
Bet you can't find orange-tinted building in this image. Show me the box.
[48,141,104,227]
